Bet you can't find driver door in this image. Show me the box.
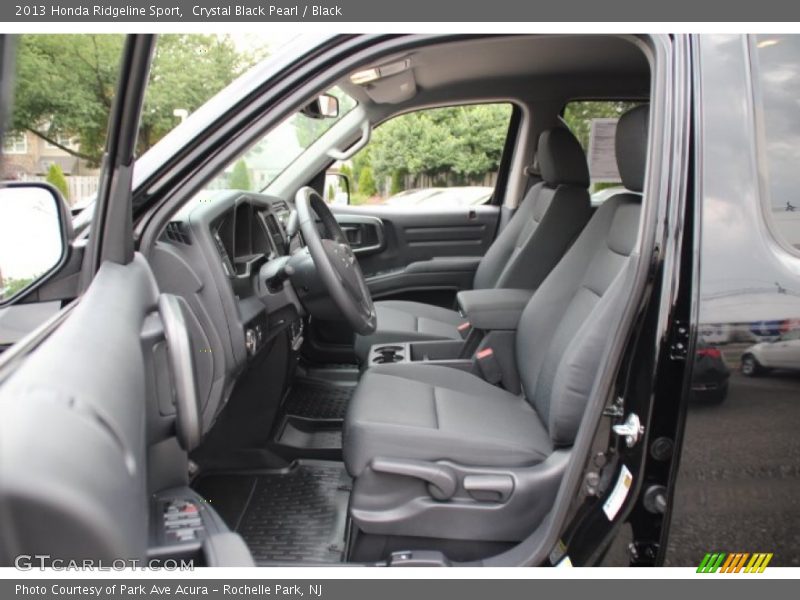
[0,35,170,563]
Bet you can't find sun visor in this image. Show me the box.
[360,69,417,104]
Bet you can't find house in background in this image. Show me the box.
[1,131,101,204]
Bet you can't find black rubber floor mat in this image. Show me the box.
[196,462,351,564]
[282,380,354,420]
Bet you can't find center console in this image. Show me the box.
[365,289,534,392]
[367,339,472,371]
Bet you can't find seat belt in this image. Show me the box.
[497,155,542,233]
[521,152,542,198]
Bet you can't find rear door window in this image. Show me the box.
[751,34,800,254]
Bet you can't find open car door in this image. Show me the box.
[0,35,251,566]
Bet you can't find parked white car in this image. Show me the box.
[741,329,800,376]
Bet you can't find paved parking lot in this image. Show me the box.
[665,369,800,566]
[603,356,800,567]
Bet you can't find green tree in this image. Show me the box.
[45,163,69,201]
[1,276,35,300]
[356,104,513,187]
[228,160,251,190]
[357,165,377,196]
[561,101,640,150]
[12,34,259,166]
[390,170,404,194]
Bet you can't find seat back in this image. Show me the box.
[473,128,592,291]
[515,105,649,446]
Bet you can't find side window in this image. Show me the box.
[328,103,513,208]
[752,34,800,253]
[562,100,642,204]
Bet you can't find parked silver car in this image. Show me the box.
[741,329,800,376]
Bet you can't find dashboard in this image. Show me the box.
[150,191,304,434]
[209,197,291,295]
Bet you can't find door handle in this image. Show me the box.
[341,226,363,246]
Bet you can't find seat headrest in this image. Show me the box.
[538,127,590,188]
[615,104,650,193]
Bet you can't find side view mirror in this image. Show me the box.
[324,172,351,206]
[301,93,340,120]
[0,182,72,304]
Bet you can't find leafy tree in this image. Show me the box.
[45,163,69,201]
[357,104,512,187]
[1,276,35,300]
[390,170,404,194]
[228,160,251,190]
[12,34,258,166]
[327,183,336,202]
[561,101,640,150]
[357,165,377,196]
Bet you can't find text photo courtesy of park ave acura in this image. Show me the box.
[15,584,317,597]
[1,0,800,592]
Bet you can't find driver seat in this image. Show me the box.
[353,126,592,362]
[342,105,649,550]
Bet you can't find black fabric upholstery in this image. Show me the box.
[515,193,641,445]
[344,105,649,480]
[343,364,553,476]
[537,127,591,188]
[615,104,649,193]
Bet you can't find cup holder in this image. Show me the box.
[372,345,406,364]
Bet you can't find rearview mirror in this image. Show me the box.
[0,182,71,304]
[302,93,340,119]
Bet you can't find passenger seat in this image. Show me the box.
[354,127,593,361]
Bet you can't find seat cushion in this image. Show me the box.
[353,300,465,362]
[343,363,553,476]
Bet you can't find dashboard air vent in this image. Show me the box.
[164,221,192,245]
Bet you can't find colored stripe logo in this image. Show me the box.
[697,552,773,573]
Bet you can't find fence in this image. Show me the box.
[19,174,99,206]
[400,171,498,191]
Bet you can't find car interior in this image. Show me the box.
[0,34,658,567]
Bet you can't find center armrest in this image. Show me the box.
[456,288,534,331]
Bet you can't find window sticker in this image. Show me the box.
[603,464,633,521]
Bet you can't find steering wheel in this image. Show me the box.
[294,187,377,335]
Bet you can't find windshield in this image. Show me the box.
[183,87,356,209]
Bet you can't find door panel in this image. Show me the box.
[0,256,158,561]
[334,204,499,302]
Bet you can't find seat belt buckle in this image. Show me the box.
[476,347,502,385]
[457,321,471,340]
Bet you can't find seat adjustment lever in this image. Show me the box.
[463,474,515,503]
[370,457,458,500]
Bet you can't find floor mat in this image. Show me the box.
[282,380,354,420]
[195,461,351,564]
